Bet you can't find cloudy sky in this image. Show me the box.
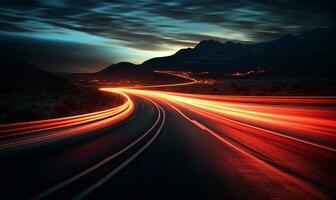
[0,0,335,72]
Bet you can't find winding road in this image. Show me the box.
[0,76,335,199]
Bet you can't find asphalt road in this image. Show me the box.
[0,89,335,200]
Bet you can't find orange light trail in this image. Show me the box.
[118,70,198,88]
[0,91,133,149]
[1,81,335,199]
[104,88,336,151]
[100,87,336,199]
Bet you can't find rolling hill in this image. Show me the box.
[0,57,78,95]
[0,57,121,123]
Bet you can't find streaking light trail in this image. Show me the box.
[101,87,336,199]
[0,91,133,149]
[0,82,335,199]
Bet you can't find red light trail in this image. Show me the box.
[101,88,336,199]
[0,91,133,149]
[0,79,335,199]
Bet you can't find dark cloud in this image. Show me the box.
[0,0,335,71]
[2,0,335,43]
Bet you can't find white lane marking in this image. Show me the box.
[164,101,328,199]
[181,102,336,152]
[30,101,163,200]
[71,105,165,200]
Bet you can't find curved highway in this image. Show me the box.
[0,82,335,199]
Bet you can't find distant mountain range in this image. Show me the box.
[103,28,336,78]
[2,28,335,84]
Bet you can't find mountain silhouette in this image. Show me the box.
[98,62,138,74]
[66,61,187,85]
[136,27,336,78]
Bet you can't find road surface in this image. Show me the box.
[0,88,335,200]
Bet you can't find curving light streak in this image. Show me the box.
[118,70,198,89]
[105,88,336,151]
[1,77,335,199]
[101,87,336,199]
[0,91,134,149]
[30,97,166,200]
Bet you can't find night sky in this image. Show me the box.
[0,0,335,72]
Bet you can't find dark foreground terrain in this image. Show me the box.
[0,58,122,124]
